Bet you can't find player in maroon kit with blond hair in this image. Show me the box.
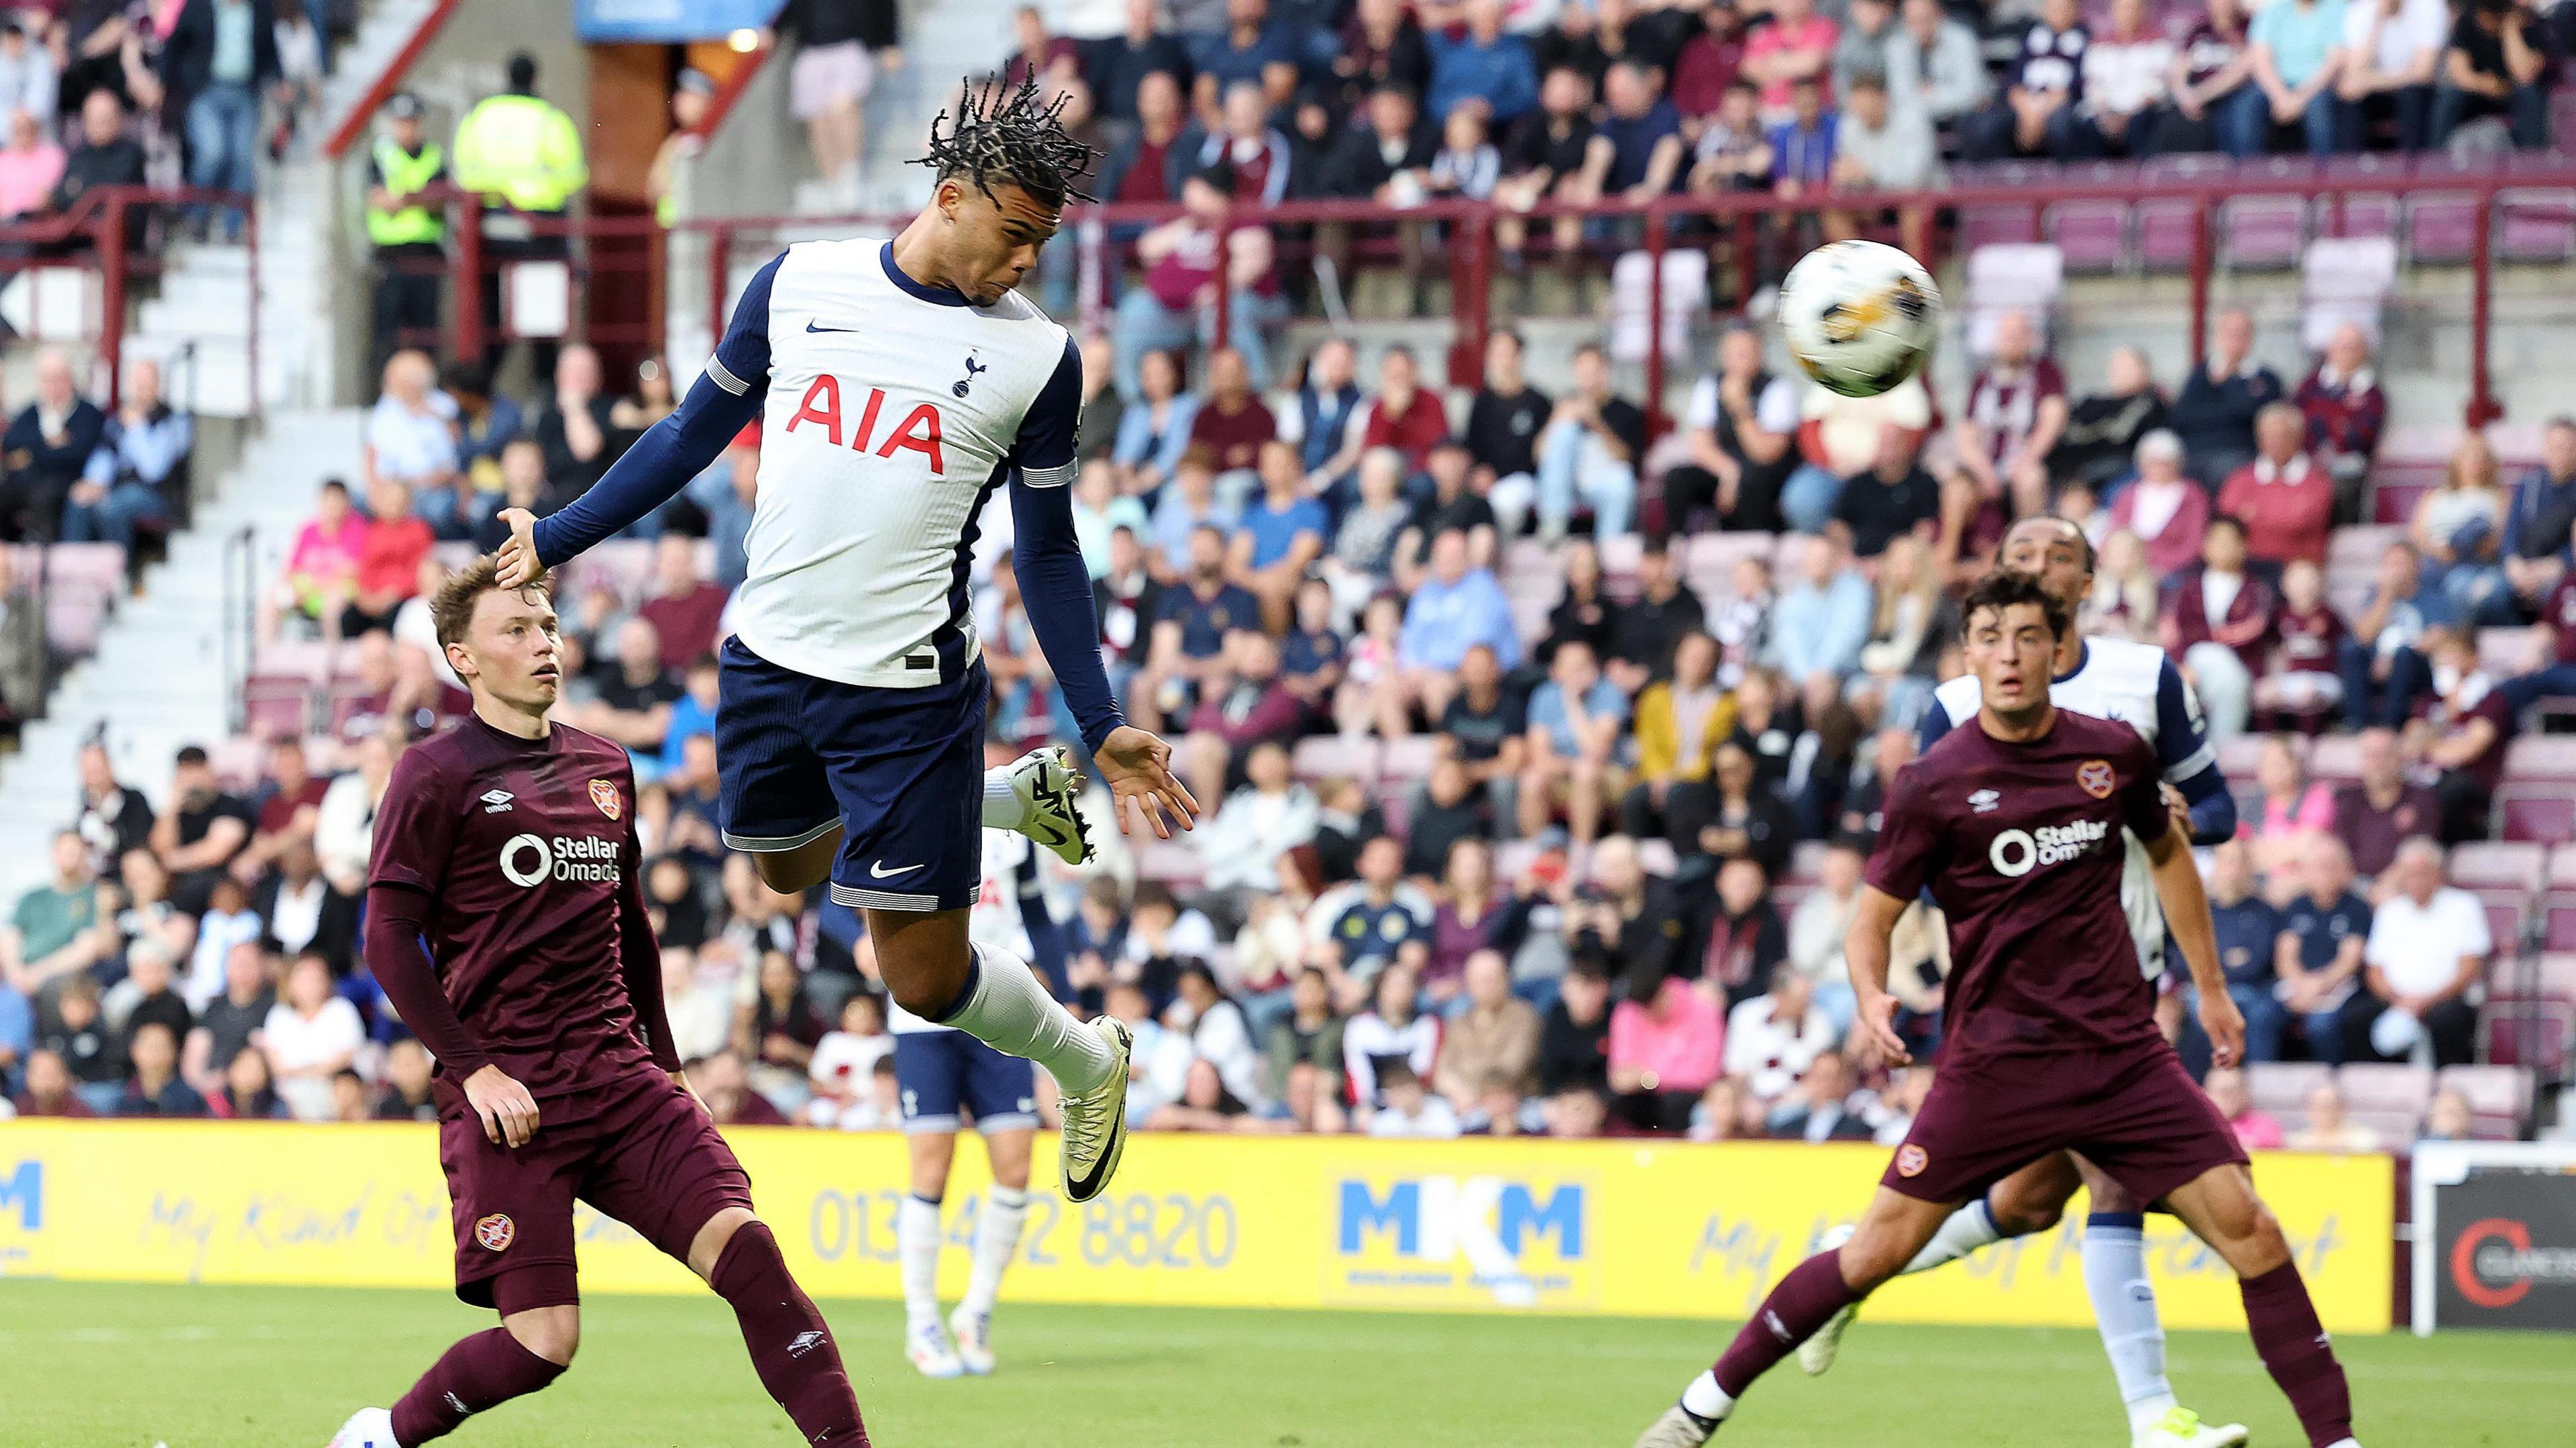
[1632,571,2363,1448]
[324,557,867,1448]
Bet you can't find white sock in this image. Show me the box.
[937,944,1116,1095]
[1679,1369,1735,1423]
[980,767,1026,829]
[2322,1439,2362,1448]
[2082,1215,2176,1433]
[959,1184,1029,1319]
[898,1193,944,1329]
[1902,1197,2005,1275]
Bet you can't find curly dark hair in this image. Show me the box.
[912,75,1099,210]
[1960,568,2070,640]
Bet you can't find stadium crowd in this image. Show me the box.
[0,0,2566,1144]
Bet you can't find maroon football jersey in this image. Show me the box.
[1866,708,2171,1063]
[369,716,655,1099]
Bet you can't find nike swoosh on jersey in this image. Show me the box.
[869,860,924,879]
[805,319,857,333]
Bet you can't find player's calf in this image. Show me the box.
[706,1218,870,1446]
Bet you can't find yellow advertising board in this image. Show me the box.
[0,1121,2394,1331]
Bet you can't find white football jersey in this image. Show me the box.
[1921,635,2218,978]
[722,237,1080,690]
[890,831,1037,1035]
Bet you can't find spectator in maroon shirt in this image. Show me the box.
[1358,344,1451,474]
[1186,345,1279,480]
[2253,559,2349,728]
[1002,4,1083,89]
[2107,430,2212,577]
[1670,2,1748,124]
[2332,725,2442,877]
[235,736,328,884]
[2164,513,2275,740]
[8,1048,90,1117]
[1185,79,1294,207]
[1949,309,2068,534]
[635,532,729,670]
[2294,323,2387,522]
[1096,68,1187,205]
[2409,630,2515,842]
[1181,628,1311,807]
[2216,403,2335,571]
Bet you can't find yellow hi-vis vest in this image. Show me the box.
[367,139,445,247]
[452,93,588,214]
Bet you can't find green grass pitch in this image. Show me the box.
[1,1279,2567,1447]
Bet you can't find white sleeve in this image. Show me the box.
[1755,378,1803,435]
[2452,891,2493,956]
[1684,376,1721,431]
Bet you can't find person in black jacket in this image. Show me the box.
[160,0,282,240]
[1087,0,1195,129]
[48,89,146,252]
[1,349,107,541]
[1322,81,1437,198]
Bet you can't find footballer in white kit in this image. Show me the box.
[892,824,1069,1380]
[498,80,1197,1209]
[1806,516,2249,1448]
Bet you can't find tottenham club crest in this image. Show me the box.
[2076,759,2115,799]
[475,1213,515,1251]
[590,779,622,820]
[953,352,989,398]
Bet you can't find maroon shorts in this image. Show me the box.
[435,1064,754,1311]
[1882,1043,2249,1207]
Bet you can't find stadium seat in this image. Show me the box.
[1379,733,1440,787]
[2247,1061,2330,1129]
[2306,732,2363,783]
[241,674,315,739]
[2137,154,2232,272]
[2220,158,2316,271]
[2469,889,2528,953]
[2368,462,2440,523]
[2300,235,2398,351]
[1607,248,1705,365]
[252,637,334,680]
[2335,1062,2433,1135]
[2318,154,2408,242]
[206,736,268,793]
[2482,998,2574,1078]
[1291,734,1381,785]
[1962,242,2063,357]
[2439,1063,2534,1137]
[2544,851,2576,949]
[2450,841,2546,892]
[2044,166,2134,274]
[2498,738,2576,842]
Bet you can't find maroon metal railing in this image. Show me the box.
[425,162,2576,431]
[320,0,464,160]
[0,184,261,414]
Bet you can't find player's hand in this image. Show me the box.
[464,1064,541,1148]
[2160,782,2192,836]
[1093,725,1201,840]
[493,508,545,590]
[2196,989,2247,1070]
[1853,990,1912,1070]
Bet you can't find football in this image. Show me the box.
[1777,239,1944,398]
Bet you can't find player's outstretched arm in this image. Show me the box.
[496,254,782,588]
[1843,884,1913,1068]
[2143,818,2245,1067]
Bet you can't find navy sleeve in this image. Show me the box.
[1010,334,1125,753]
[1915,692,1955,757]
[1014,846,1073,999]
[531,253,780,567]
[2153,656,2237,843]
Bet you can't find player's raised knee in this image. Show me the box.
[503,1304,581,1366]
[688,1205,762,1281]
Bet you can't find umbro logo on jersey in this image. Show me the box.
[1968,789,1999,814]
[805,319,858,333]
[480,789,515,813]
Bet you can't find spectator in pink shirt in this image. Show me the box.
[0,108,62,221]
[261,478,367,641]
[1741,0,1839,119]
[2243,732,2334,875]
[1607,974,1723,1133]
[2204,1066,2285,1149]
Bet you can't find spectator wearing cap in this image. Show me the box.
[647,68,714,231]
[0,106,62,222]
[161,0,285,241]
[1114,167,1283,398]
[365,91,447,378]
[1532,341,1644,542]
[2216,402,2334,569]
[2170,307,2284,488]
[1,349,107,544]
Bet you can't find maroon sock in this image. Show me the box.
[388,1325,566,1445]
[2240,1261,2355,1448]
[710,1221,869,1447]
[1712,1250,1864,1399]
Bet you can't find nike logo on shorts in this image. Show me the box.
[870,860,924,879]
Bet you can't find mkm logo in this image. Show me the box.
[1,1160,40,1231]
[1329,1174,1593,1308]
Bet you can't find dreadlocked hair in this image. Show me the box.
[914,75,1099,209]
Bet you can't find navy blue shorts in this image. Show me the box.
[714,636,987,913]
[893,1029,1038,1135]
